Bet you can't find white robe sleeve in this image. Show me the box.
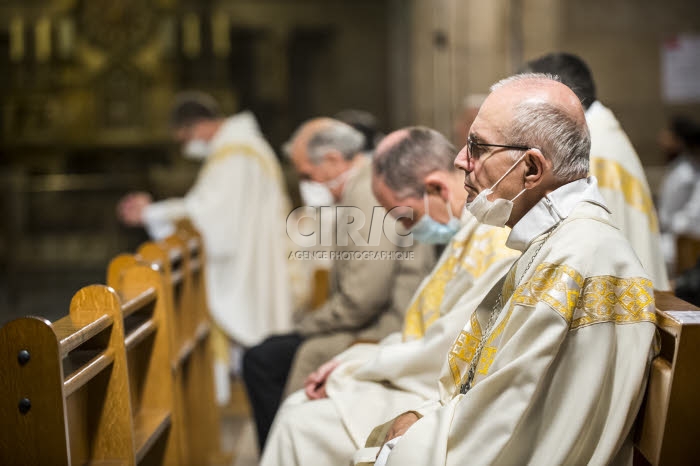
[183,155,257,257]
[142,198,188,240]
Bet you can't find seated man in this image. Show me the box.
[260,127,519,466]
[523,52,669,290]
[243,119,435,451]
[359,74,657,466]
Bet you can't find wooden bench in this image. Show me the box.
[0,275,166,464]
[635,291,700,465]
[0,224,229,465]
[675,235,700,275]
[131,226,229,465]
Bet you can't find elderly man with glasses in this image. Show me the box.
[355,73,657,466]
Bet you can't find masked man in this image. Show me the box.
[357,74,656,466]
[117,93,294,403]
[258,126,519,466]
[243,119,435,451]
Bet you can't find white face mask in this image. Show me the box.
[299,181,334,207]
[323,164,360,192]
[467,152,528,227]
[183,139,211,160]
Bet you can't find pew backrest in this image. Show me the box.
[0,279,160,465]
[635,291,700,465]
[0,222,228,466]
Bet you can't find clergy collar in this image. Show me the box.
[505,176,609,251]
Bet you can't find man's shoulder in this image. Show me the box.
[549,212,648,280]
[340,161,382,214]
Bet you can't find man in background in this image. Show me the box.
[260,126,518,466]
[243,118,434,452]
[523,52,670,290]
[117,92,294,403]
[657,116,700,273]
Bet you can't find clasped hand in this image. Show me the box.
[303,359,341,400]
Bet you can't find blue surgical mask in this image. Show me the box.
[410,193,461,245]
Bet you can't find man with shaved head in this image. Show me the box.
[243,118,435,451]
[259,127,518,466]
[357,74,657,466]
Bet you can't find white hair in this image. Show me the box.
[490,73,590,181]
[307,121,365,164]
[489,72,561,92]
[462,93,487,110]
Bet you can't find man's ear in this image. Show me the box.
[523,149,548,189]
[423,172,449,200]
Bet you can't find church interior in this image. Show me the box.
[1,0,700,465]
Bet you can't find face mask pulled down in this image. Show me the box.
[467,152,528,227]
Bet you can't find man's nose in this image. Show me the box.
[454,146,473,173]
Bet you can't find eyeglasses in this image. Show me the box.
[467,136,530,162]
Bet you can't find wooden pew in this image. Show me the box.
[107,256,181,465]
[134,225,230,466]
[0,277,167,465]
[635,291,700,465]
[0,223,229,465]
[675,234,700,275]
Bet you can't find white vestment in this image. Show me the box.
[260,214,519,466]
[586,101,670,290]
[143,112,293,346]
[657,153,700,269]
[369,177,657,466]
[658,153,700,232]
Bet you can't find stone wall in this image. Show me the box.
[395,0,700,171]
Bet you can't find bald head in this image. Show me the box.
[489,73,586,124]
[481,73,590,182]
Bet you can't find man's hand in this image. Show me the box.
[117,192,153,227]
[383,411,419,444]
[304,359,341,400]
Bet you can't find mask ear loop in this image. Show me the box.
[490,151,529,191]
[422,191,433,222]
[510,187,527,202]
[445,192,456,221]
[425,189,455,221]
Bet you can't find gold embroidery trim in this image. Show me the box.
[402,233,469,340]
[447,302,515,387]
[446,262,657,388]
[402,227,514,340]
[461,227,514,278]
[448,311,482,386]
[590,157,659,232]
[572,276,656,329]
[511,262,656,328]
[511,263,585,322]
